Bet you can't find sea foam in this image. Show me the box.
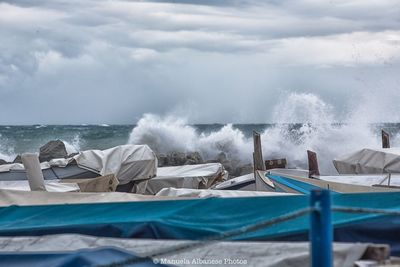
[128,93,398,174]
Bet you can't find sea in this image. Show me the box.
[1,119,400,175]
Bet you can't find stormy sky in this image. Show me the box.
[1,0,400,124]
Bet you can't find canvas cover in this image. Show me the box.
[156,188,293,198]
[60,174,119,192]
[319,174,400,187]
[0,174,119,193]
[74,145,157,185]
[0,180,80,192]
[0,145,157,185]
[135,163,227,195]
[334,148,400,174]
[0,234,372,267]
[0,247,160,267]
[2,192,400,254]
[0,189,170,207]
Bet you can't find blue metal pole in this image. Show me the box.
[310,190,332,267]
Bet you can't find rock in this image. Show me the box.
[185,152,203,165]
[0,159,8,165]
[167,152,187,166]
[13,155,22,163]
[157,151,204,167]
[184,159,199,165]
[220,160,233,175]
[39,140,68,162]
[215,152,227,163]
[157,154,168,167]
[235,163,254,176]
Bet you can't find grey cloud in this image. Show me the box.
[0,0,399,124]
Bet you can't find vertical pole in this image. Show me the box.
[253,131,265,175]
[382,130,390,149]
[307,150,320,178]
[310,190,332,267]
[21,153,46,191]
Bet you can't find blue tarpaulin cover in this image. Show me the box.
[0,193,400,253]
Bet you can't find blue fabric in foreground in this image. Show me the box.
[0,247,166,267]
[1,192,400,254]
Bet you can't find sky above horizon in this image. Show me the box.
[1,0,400,124]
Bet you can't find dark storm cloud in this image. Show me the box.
[0,0,400,124]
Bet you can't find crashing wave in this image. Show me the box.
[128,93,397,174]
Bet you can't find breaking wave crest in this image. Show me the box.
[0,92,398,174]
[0,134,16,162]
[62,134,82,155]
[128,114,252,161]
[128,93,399,174]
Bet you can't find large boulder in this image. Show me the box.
[39,140,68,162]
[167,152,187,166]
[157,151,204,167]
[234,163,254,177]
[157,154,168,167]
[215,152,227,163]
[184,152,204,165]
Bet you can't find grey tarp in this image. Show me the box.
[156,188,294,198]
[135,163,227,195]
[60,174,119,192]
[319,174,400,187]
[74,145,157,185]
[0,145,157,185]
[334,148,400,174]
[0,181,80,192]
[0,189,173,207]
[0,234,373,267]
[0,175,119,193]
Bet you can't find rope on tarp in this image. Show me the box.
[97,207,314,267]
[332,206,400,216]
[96,204,400,267]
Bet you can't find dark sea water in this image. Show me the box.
[0,124,267,156]
[1,122,400,174]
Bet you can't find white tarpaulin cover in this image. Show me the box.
[75,145,157,184]
[0,162,58,173]
[319,174,400,187]
[0,189,172,207]
[135,163,227,195]
[156,188,295,198]
[0,234,372,267]
[0,158,76,172]
[0,145,157,185]
[334,148,400,174]
[0,181,80,192]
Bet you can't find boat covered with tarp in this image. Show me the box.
[1,191,400,255]
[0,145,157,192]
[334,148,400,174]
[134,163,227,194]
